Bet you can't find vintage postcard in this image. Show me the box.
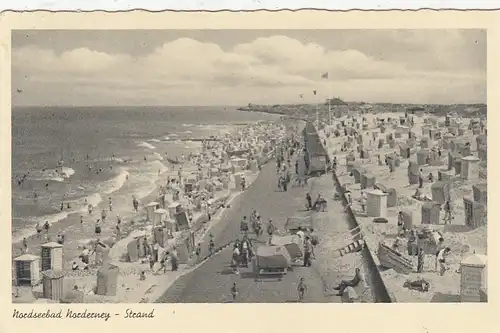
[0,9,498,333]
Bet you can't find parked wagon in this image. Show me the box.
[252,245,291,281]
[285,216,314,234]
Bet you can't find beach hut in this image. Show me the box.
[41,269,64,301]
[463,197,486,228]
[416,148,430,166]
[472,184,487,205]
[41,241,63,271]
[173,231,195,264]
[431,181,451,205]
[360,173,376,190]
[146,201,160,221]
[96,262,119,296]
[366,189,388,218]
[168,202,182,220]
[126,238,140,262]
[399,144,411,159]
[153,208,168,228]
[461,156,481,181]
[374,183,397,208]
[460,254,487,302]
[421,202,441,225]
[175,211,191,231]
[352,166,365,184]
[14,254,41,286]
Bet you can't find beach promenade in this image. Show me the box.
[158,159,341,303]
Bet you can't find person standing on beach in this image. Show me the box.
[35,222,43,239]
[95,219,102,236]
[22,237,28,253]
[101,209,107,222]
[80,215,84,224]
[43,220,50,234]
[88,204,93,215]
[108,197,113,212]
[132,197,139,212]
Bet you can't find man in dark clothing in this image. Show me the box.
[303,236,313,267]
[333,268,362,295]
[306,193,312,210]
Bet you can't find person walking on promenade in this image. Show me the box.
[267,219,276,245]
[418,168,424,189]
[230,282,238,302]
[297,277,307,302]
[303,236,313,267]
[306,193,312,210]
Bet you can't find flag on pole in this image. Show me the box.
[321,72,329,79]
[313,90,317,95]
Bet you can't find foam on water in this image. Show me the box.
[100,167,130,195]
[138,141,157,150]
[12,211,70,243]
[31,166,76,183]
[148,139,162,143]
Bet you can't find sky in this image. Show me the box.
[11,29,486,106]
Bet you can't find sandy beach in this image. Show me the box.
[318,109,487,302]
[12,118,288,303]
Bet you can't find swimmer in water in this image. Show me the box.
[60,202,64,211]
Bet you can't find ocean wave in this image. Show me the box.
[100,167,130,195]
[138,141,157,150]
[153,152,164,161]
[31,166,76,183]
[12,211,69,243]
[148,138,162,143]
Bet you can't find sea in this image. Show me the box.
[11,106,281,243]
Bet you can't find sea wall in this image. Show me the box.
[303,124,393,303]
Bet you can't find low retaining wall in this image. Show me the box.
[303,123,392,303]
[331,171,393,303]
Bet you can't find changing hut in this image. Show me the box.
[41,241,63,271]
[41,269,65,301]
[96,262,119,296]
[366,189,388,218]
[14,254,41,286]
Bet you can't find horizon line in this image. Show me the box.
[11,102,488,108]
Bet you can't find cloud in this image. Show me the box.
[11,33,486,106]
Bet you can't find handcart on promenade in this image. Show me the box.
[252,245,291,281]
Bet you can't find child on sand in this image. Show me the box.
[297,277,307,302]
[230,282,238,302]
